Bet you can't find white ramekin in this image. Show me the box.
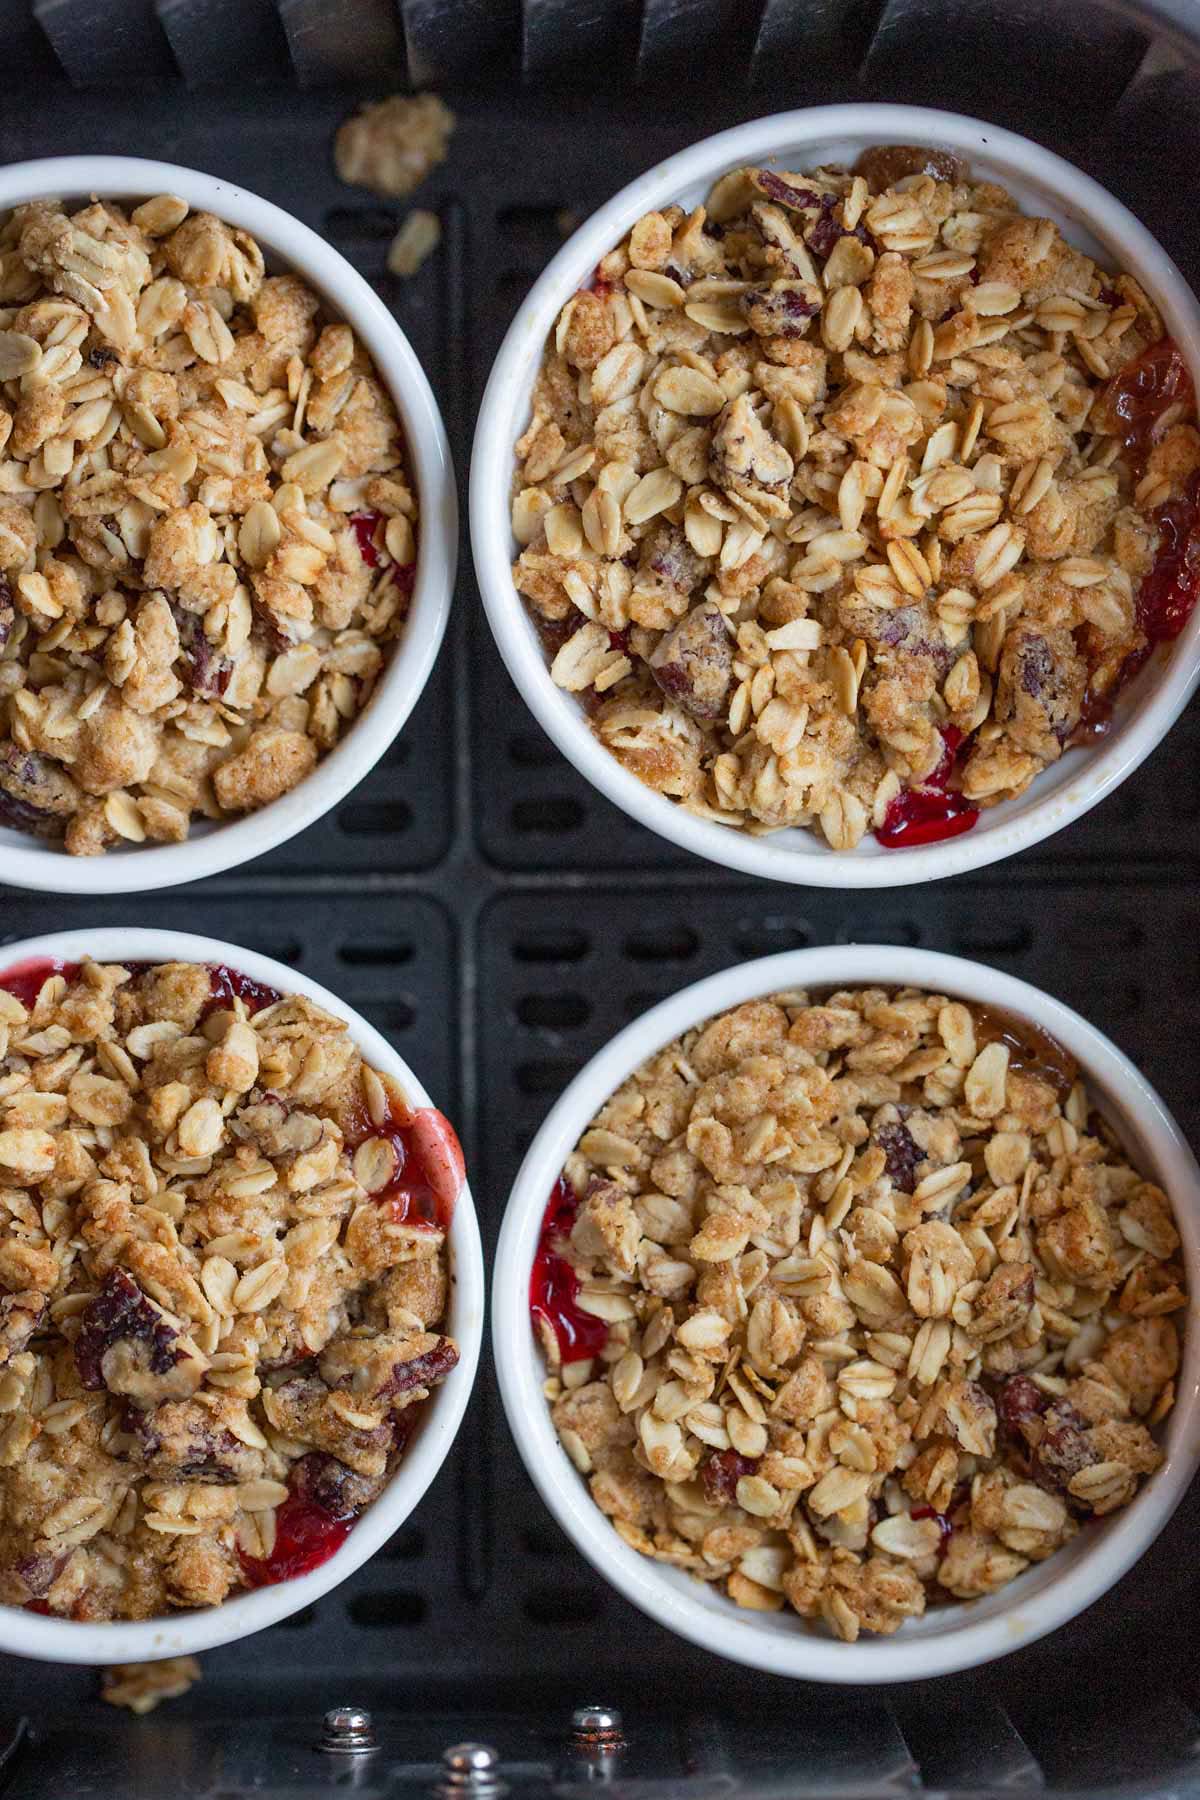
[492,945,1200,1682]
[471,104,1200,888]
[0,927,483,1665]
[0,156,456,895]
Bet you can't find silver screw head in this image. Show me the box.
[439,1742,502,1789]
[325,1705,372,1734]
[319,1706,377,1752]
[571,1704,623,1737]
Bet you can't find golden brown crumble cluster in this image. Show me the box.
[513,145,1198,847]
[102,1654,200,1713]
[335,94,456,201]
[541,989,1184,1640]
[0,194,417,856]
[0,959,457,1622]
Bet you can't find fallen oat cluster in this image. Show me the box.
[335,93,456,202]
[513,144,1197,847]
[102,1653,200,1714]
[542,988,1183,1639]
[0,193,417,856]
[0,960,456,1621]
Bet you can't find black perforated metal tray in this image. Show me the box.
[1,2,1199,1794]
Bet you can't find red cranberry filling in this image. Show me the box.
[238,1485,354,1587]
[344,1099,464,1233]
[200,964,282,1025]
[1069,682,1120,745]
[973,1005,1078,1101]
[700,1448,760,1506]
[1070,473,1200,740]
[1136,469,1200,645]
[1101,336,1194,472]
[909,1503,954,1553]
[350,511,383,568]
[241,1422,431,1589]
[876,727,979,849]
[530,1178,610,1364]
[0,957,80,1009]
[351,509,416,589]
[0,958,278,1026]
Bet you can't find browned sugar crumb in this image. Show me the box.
[387,211,443,280]
[512,149,1197,846]
[335,95,456,200]
[0,195,418,856]
[102,1654,201,1714]
[0,960,457,1622]
[542,988,1184,1641]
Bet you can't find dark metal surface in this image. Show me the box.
[0,2,1198,1795]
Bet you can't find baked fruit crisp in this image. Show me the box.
[0,955,462,1620]
[512,144,1200,849]
[534,989,1184,1639]
[0,194,417,856]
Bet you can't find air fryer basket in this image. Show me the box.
[1,0,1199,1792]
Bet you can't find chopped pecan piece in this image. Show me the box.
[74,1269,201,1400]
[0,744,79,836]
[649,602,733,722]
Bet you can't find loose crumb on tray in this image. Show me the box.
[335,95,456,200]
[102,1654,201,1714]
[388,211,443,280]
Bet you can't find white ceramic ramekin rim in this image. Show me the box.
[0,155,456,895]
[470,103,1200,888]
[0,926,483,1664]
[492,945,1200,1682]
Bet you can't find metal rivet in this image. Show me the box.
[320,1706,377,1754]
[563,1704,627,1781]
[439,1742,502,1790]
[570,1704,624,1741]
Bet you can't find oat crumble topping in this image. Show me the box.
[512,144,1200,849]
[0,957,460,1621]
[537,989,1184,1639]
[0,194,418,856]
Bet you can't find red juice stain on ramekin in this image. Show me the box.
[343,1090,465,1234]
